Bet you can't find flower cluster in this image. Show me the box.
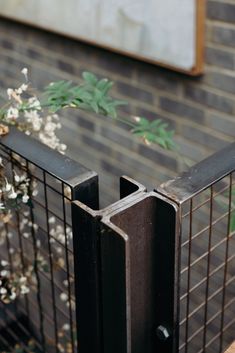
[0,258,30,304]
[0,69,78,352]
[2,339,37,353]
[57,323,74,353]
[3,68,67,154]
[0,160,31,226]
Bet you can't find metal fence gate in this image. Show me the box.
[0,128,234,353]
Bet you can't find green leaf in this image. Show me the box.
[90,101,99,113]
[78,102,94,111]
[82,72,98,86]
[139,117,150,127]
[96,79,114,94]
[131,116,175,150]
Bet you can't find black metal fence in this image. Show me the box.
[157,143,235,353]
[0,128,234,353]
[0,128,98,352]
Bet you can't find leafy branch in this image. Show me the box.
[0,71,176,150]
[43,72,126,118]
[131,117,176,150]
[43,71,176,150]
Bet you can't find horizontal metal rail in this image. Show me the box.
[156,141,235,353]
[0,127,99,208]
[157,142,235,204]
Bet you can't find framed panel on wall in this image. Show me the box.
[0,0,205,75]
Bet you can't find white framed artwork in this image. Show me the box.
[0,0,205,75]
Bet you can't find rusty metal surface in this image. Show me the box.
[72,182,179,353]
[157,142,235,204]
[101,192,179,353]
[0,127,96,186]
[72,176,146,353]
[157,142,235,353]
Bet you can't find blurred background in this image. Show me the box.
[0,0,234,207]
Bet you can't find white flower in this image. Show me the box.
[29,97,41,110]
[21,67,28,81]
[9,292,17,300]
[21,83,28,91]
[33,223,38,231]
[57,343,65,353]
[132,116,141,122]
[7,107,19,119]
[60,293,68,302]
[22,194,29,203]
[5,179,12,192]
[32,189,38,196]
[14,174,21,182]
[52,114,59,121]
[1,260,8,266]
[57,235,66,245]
[50,229,55,236]
[8,188,17,199]
[20,285,30,294]
[21,67,28,75]
[63,280,68,287]
[24,110,42,131]
[7,88,13,99]
[23,232,30,239]
[62,323,70,331]
[59,144,67,152]
[1,270,10,277]
[49,216,56,224]
[16,83,28,94]
[66,227,73,239]
[19,276,27,283]
[56,247,62,254]
[44,122,56,132]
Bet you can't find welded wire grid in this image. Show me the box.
[0,145,77,353]
[179,172,235,353]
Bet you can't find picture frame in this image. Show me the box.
[0,0,205,75]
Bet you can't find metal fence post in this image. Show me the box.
[152,194,180,353]
[100,192,180,353]
[71,177,146,353]
[73,189,180,353]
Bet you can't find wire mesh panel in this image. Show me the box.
[157,142,235,353]
[179,173,235,353]
[0,128,98,353]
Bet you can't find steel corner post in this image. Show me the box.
[71,176,146,353]
[101,192,180,353]
[72,187,180,353]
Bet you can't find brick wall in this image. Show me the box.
[0,0,234,206]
